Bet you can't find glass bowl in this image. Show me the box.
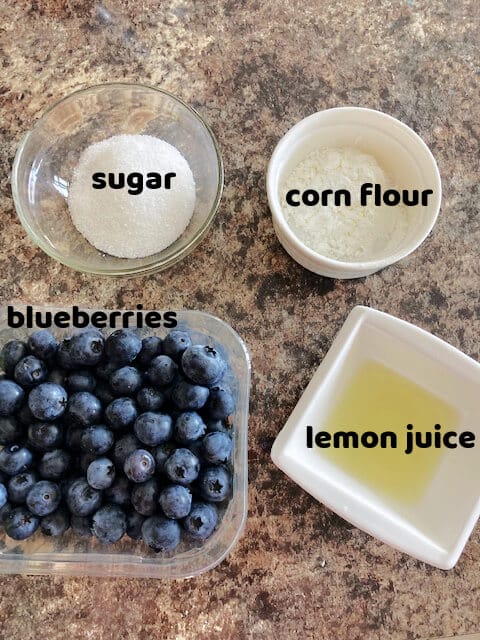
[0,307,250,578]
[11,84,223,277]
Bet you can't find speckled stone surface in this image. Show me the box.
[0,1,479,638]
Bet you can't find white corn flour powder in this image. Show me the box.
[68,134,196,258]
[281,147,410,261]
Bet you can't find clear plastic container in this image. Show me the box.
[0,307,250,578]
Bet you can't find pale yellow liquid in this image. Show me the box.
[321,361,459,503]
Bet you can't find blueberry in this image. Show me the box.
[7,471,38,504]
[65,369,96,393]
[131,477,160,516]
[28,383,68,422]
[135,336,163,368]
[14,355,47,387]
[202,432,232,464]
[1,340,27,375]
[141,515,181,551]
[112,433,141,468]
[123,449,155,483]
[87,457,116,490]
[198,466,231,502]
[162,330,192,362]
[109,366,142,396]
[39,449,71,480]
[0,416,24,445]
[183,502,218,540]
[105,397,138,431]
[41,508,70,536]
[205,418,230,434]
[126,510,145,540]
[159,484,192,519]
[136,386,165,412]
[67,392,102,427]
[80,425,114,455]
[171,380,209,411]
[152,442,176,474]
[0,380,25,416]
[27,330,58,361]
[181,345,226,387]
[205,386,235,420]
[134,412,173,446]
[66,478,102,516]
[174,412,206,444]
[164,448,200,486]
[58,329,105,368]
[27,421,63,450]
[26,480,61,516]
[0,482,7,508]
[146,355,178,387]
[0,444,33,476]
[79,452,96,475]
[105,329,142,365]
[4,506,39,540]
[0,501,12,525]
[105,476,131,507]
[94,381,115,406]
[71,515,92,537]
[92,505,126,544]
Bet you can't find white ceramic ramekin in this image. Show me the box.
[267,107,442,279]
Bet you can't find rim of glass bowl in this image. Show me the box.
[11,82,224,277]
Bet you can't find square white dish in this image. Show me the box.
[271,306,480,569]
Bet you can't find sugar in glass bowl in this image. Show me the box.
[12,83,223,277]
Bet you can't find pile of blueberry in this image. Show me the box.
[0,327,234,552]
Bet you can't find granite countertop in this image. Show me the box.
[0,1,479,638]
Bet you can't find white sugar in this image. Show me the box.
[281,147,410,262]
[68,134,196,259]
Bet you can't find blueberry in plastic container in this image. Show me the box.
[1,340,27,375]
[40,507,70,536]
[134,411,173,446]
[198,465,232,502]
[202,431,232,464]
[26,480,61,516]
[171,379,209,411]
[27,330,58,361]
[4,506,39,540]
[184,501,218,540]
[0,416,24,445]
[135,336,163,368]
[112,433,141,468]
[146,355,178,387]
[86,457,116,490]
[105,397,138,430]
[14,356,47,387]
[66,478,102,516]
[7,470,38,504]
[181,345,226,387]
[57,329,104,368]
[105,476,131,507]
[109,366,143,396]
[0,444,33,476]
[92,505,126,544]
[159,484,192,519]
[28,382,68,422]
[80,425,114,455]
[164,448,200,486]
[136,386,165,412]
[152,442,176,474]
[0,380,25,416]
[67,391,102,427]
[105,329,142,365]
[141,514,181,551]
[123,449,155,483]
[131,477,160,516]
[205,386,235,420]
[27,421,63,450]
[174,411,206,444]
[162,330,192,363]
[38,449,71,480]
